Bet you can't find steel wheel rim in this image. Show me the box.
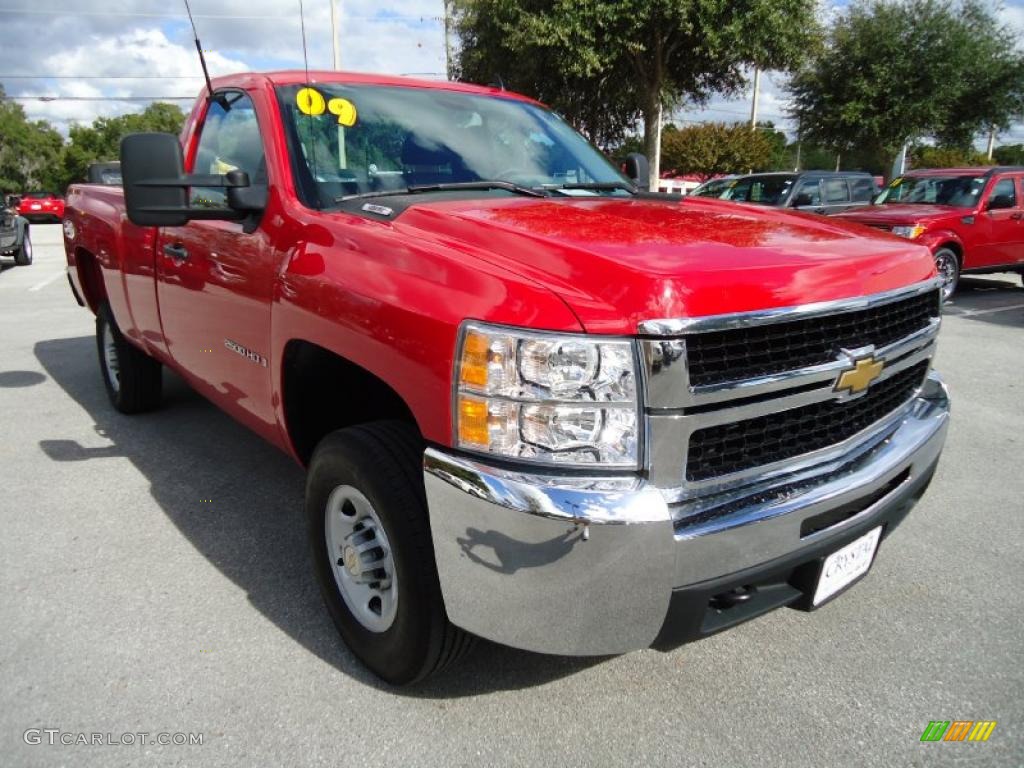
[935,251,958,300]
[324,485,398,633]
[102,322,120,393]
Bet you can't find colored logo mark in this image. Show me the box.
[920,720,997,742]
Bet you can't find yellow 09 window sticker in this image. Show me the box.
[295,87,357,126]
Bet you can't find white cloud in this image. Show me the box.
[1,0,448,134]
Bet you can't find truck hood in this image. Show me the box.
[395,196,937,334]
[833,203,964,227]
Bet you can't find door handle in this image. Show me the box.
[1010,212,1023,221]
[162,243,189,262]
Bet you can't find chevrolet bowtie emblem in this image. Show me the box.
[835,355,884,395]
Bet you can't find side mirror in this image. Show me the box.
[986,193,1015,211]
[793,193,815,207]
[120,132,264,228]
[622,153,650,191]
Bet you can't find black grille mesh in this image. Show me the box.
[685,291,939,387]
[686,361,929,482]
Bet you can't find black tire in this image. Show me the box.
[306,421,473,684]
[934,247,960,300]
[96,303,162,413]
[13,231,31,266]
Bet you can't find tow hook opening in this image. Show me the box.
[709,585,757,611]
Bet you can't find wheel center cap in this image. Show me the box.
[342,546,360,576]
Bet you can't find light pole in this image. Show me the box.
[330,0,341,70]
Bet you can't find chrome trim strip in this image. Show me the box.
[638,277,941,336]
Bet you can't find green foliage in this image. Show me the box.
[993,144,1024,165]
[0,85,64,194]
[455,0,820,183]
[909,144,988,169]
[756,122,789,171]
[57,102,186,191]
[788,0,1024,165]
[660,122,774,179]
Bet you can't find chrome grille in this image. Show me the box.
[685,291,939,387]
[641,279,943,495]
[686,361,929,481]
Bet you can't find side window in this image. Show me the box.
[190,91,266,208]
[824,178,850,204]
[850,178,875,202]
[793,180,821,207]
[989,177,1017,208]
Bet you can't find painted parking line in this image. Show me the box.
[28,271,66,292]
[949,302,1024,318]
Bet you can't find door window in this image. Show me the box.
[793,180,821,207]
[190,91,266,208]
[850,178,875,202]
[988,177,1017,209]
[823,178,851,204]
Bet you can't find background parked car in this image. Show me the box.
[17,191,64,222]
[86,161,122,186]
[690,171,878,214]
[835,166,1024,298]
[0,198,32,266]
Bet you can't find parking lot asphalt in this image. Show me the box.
[1,224,1022,767]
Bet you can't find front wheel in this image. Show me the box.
[306,421,472,684]
[934,247,960,301]
[96,303,163,413]
[13,232,31,266]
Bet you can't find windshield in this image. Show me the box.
[276,83,631,207]
[25,191,53,199]
[875,174,986,207]
[691,178,734,198]
[719,175,795,206]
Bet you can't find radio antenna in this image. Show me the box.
[183,0,214,100]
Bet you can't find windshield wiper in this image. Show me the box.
[336,180,545,203]
[541,181,637,194]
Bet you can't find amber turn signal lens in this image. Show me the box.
[457,394,489,447]
[459,330,490,389]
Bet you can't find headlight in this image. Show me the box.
[891,225,925,239]
[454,322,640,468]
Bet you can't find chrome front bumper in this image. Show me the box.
[423,372,950,656]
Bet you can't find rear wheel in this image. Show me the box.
[13,232,31,266]
[934,247,960,300]
[96,303,162,413]
[306,421,473,684]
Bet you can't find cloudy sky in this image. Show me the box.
[1,0,1022,146]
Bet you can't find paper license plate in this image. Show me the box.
[813,526,882,606]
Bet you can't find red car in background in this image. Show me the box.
[835,166,1024,298]
[18,191,65,223]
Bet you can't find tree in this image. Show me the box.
[455,0,819,187]
[0,85,64,194]
[910,144,988,169]
[755,122,789,171]
[993,144,1024,165]
[57,102,186,190]
[788,0,1024,173]
[660,122,774,180]
[453,0,641,149]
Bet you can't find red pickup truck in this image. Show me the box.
[835,166,1024,298]
[63,71,950,684]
